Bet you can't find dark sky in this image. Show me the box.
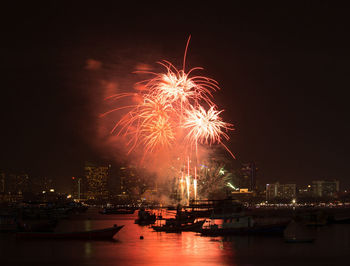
[1,2,350,191]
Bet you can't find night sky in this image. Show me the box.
[1,2,350,191]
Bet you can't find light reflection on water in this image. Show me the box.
[1,208,350,266]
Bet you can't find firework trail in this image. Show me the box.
[101,37,234,202]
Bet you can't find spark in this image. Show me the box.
[184,105,233,146]
[101,37,235,202]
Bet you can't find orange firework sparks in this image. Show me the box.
[144,61,219,109]
[101,37,235,201]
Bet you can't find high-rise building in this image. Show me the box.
[119,165,149,198]
[85,162,110,200]
[266,182,296,200]
[312,180,339,197]
[241,162,257,191]
[0,170,5,193]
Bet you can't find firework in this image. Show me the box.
[102,37,234,202]
[184,105,232,146]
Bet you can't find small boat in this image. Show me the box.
[16,224,124,240]
[283,220,315,243]
[135,209,156,225]
[152,220,205,233]
[284,237,315,243]
[328,213,350,224]
[99,208,135,215]
[200,215,290,236]
[299,210,328,226]
[0,214,18,232]
[18,219,58,232]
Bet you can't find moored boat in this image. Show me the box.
[327,212,350,224]
[200,214,290,236]
[284,237,315,243]
[16,224,124,240]
[283,220,316,243]
[99,208,135,215]
[0,214,18,232]
[135,209,156,225]
[152,220,205,233]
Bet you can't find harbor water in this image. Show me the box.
[1,208,350,266]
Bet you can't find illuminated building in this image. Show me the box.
[298,184,313,197]
[85,162,110,200]
[266,182,296,200]
[312,180,339,197]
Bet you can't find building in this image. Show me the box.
[241,162,258,191]
[312,180,339,197]
[298,184,313,197]
[85,162,110,200]
[0,171,5,193]
[0,171,31,202]
[119,165,151,198]
[266,182,296,200]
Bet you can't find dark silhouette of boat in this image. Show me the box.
[0,214,18,232]
[135,209,156,225]
[284,237,315,243]
[16,224,124,240]
[200,215,290,236]
[328,213,350,224]
[299,210,328,226]
[283,220,316,243]
[99,208,135,214]
[152,220,205,233]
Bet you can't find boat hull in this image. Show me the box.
[16,225,124,240]
[99,209,135,214]
[152,220,205,233]
[284,237,315,243]
[201,223,288,236]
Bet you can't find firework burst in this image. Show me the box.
[183,105,232,146]
[101,37,235,202]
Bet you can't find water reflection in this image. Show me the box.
[84,242,92,257]
[1,209,350,265]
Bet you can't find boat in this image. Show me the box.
[99,208,135,215]
[328,213,350,224]
[284,237,315,243]
[18,219,58,232]
[152,220,205,233]
[0,214,18,232]
[135,209,156,225]
[16,224,124,240]
[0,213,58,233]
[283,220,315,243]
[299,210,328,226]
[200,214,290,236]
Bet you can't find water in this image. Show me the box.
[1,208,350,266]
